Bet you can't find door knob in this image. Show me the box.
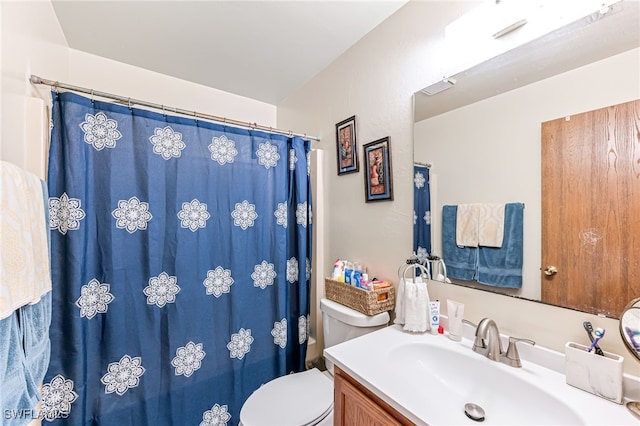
[544,266,558,276]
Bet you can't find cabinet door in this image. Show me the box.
[334,372,405,426]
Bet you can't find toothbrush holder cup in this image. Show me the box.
[564,342,624,404]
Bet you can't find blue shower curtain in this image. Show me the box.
[42,91,312,425]
[413,165,431,263]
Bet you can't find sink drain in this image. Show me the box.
[464,403,485,422]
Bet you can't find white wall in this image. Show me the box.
[0,1,277,179]
[67,49,276,127]
[278,1,479,282]
[415,48,640,301]
[0,0,69,177]
[278,1,640,376]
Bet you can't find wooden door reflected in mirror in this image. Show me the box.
[541,100,640,318]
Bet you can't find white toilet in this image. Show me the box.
[239,298,390,426]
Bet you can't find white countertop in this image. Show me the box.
[324,323,638,425]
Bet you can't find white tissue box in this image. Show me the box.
[564,342,624,404]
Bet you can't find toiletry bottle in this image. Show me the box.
[447,300,465,341]
[361,273,370,290]
[429,300,440,334]
[344,261,354,285]
[353,270,361,288]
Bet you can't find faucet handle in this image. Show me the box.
[504,337,535,368]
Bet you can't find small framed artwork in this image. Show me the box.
[335,115,358,175]
[363,137,393,202]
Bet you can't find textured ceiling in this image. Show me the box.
[52,0,408,105]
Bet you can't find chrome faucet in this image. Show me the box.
[467,318,535,368]
[474,318,503,361]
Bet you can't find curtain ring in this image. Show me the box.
[127,97,132,110]
[53,81,59,94]
[162,105,166,118]
[90,89,95,103]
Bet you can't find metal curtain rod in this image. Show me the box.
[414,161,432,167]
[29,75,321,142]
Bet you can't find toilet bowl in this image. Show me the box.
[239,298,389,426]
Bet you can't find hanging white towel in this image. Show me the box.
[456,203,480,247]
[402,279,429,333]
[0,161,52,320]
[456,203,506,248]
[393,277,406,325]
[478,203,505,247]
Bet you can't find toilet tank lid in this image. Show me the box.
[320,298,389,327]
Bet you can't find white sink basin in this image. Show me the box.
[324,324,637,425]
[388,342,583,424]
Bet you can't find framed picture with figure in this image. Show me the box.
[335,116,358,175]
[363,137,393,202]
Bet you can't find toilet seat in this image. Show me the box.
[240,368,333,426]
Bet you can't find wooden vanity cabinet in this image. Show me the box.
[333,366,414,426]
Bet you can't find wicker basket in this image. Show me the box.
[324,278,395,315]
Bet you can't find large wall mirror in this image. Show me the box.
[413,1,639,319]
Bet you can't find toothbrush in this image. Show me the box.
[586,327,605,353]
[583,321,604,356]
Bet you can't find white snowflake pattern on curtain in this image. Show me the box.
[203,267,234,297]
[286,257,298,283]
[295,201,308,227]
[171,341,206,377]
[413,210,417,225]
[306,152,311,176]
[298,315,309,344]
[416,247,429,264]
[251,261,276,289]
[75,279,114,319]
[414,171,425,189]
[79,112,122,151]
[271,319,287,349]
[227,328,253,360]
[112,196,153,233]
[100,355,145,396]
[289,149,297,170]
[49,193,85,235]
[149,125,186,160]
[231,200,257,230]
[274,202,287,228]
[40,374,78,422]
[199,404,231,426]
[177,199,210,231]
[143,272,180,307]
[305,258,311,281]
[424,210,431,225]
[256,141,280,169]
[208,135,238,165]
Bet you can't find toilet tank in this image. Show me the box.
[320,298,389,352]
